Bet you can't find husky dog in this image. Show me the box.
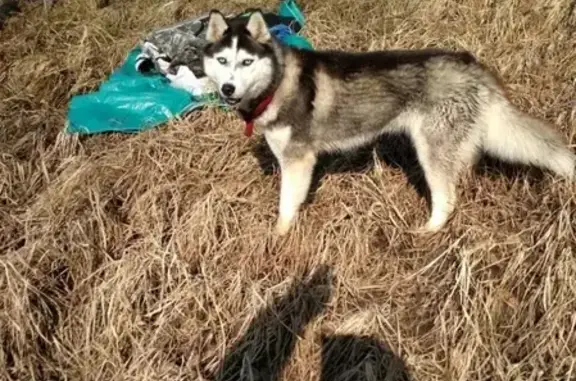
[202,10,576,236]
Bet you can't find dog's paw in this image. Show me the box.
[409,222,444,235]
[274,218,293,236]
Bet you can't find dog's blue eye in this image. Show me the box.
[242,59,254,66]
[217,57,227,65]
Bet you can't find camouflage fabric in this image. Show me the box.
[136,13,228,78]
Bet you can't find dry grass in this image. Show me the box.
[1,0,576,380]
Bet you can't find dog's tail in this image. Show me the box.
[480,96,575,180]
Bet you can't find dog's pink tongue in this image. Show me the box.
[244,121,254,137]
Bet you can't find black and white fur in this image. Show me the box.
[202,10,576,236]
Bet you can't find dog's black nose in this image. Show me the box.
[221,83,235,97]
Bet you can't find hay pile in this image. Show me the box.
[1,0,575,380]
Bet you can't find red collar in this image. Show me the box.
[244,93,274,137]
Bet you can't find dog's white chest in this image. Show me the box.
[264,126,292,162]
[255,99,281,126]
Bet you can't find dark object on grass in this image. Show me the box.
[0,0,20,29]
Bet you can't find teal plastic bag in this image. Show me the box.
[67,49,213,134]
[278,0,306,27]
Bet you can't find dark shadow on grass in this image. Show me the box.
[251,133,430,207]
[320,334,411,381]
[207,264,412,381]
[210,265,333,381]
[474,154,546,185]
[0,0,20,30]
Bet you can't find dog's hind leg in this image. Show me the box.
[412,139,458,232]
[409,113,480,233]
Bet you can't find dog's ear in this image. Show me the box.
[245,10,271,43]
[206,10,228,42]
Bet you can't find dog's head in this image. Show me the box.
[202,10,278,107]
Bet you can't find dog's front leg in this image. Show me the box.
[275,151,317,236]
